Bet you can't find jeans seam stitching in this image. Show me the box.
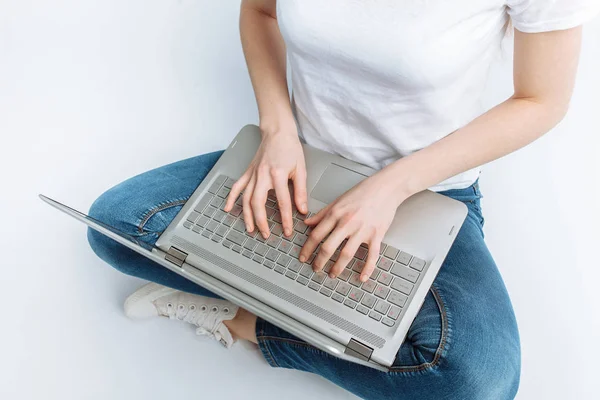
[137,198,189,234]
[388,285,449,373]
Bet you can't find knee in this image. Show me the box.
[86,185,141,268]
[442,329,521,399]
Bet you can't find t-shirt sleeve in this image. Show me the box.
[506,0,600,33]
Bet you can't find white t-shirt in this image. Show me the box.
[276,0,599,191]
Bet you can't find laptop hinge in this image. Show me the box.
[165,246,188,267]
[344,338,374,361]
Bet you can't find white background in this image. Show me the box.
[1,1,599,399]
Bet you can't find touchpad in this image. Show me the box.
[311,163,367,204]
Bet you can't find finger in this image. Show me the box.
[272,173,294,237]
[251,173,272,239]
[292,164,308,214]
[242,173,257,232]
[330,235,362,278]
[299,214,337,266]
[225,170,251,212]
[314,223,352,272]
[361,239,381,282]
[304,203,331,226]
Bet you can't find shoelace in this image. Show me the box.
[165,302,225,341]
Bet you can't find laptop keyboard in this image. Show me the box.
[182,174,428,328]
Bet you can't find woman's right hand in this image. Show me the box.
[224,127,308,239]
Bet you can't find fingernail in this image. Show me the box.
[360,275,367,282]
[262,232,269,239]
[285,229,291,236]
[299,255,306,262]
[301,203,307,213]
[329,273,335,279]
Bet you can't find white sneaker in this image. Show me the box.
[124,283,239,348]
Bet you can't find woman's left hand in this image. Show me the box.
[299,168,409,282]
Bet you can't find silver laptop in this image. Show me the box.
[40,124,467,371]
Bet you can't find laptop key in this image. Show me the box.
[288,259,303,273]
[194,194,212,213]
[348,272,362,287]
[379,243,387,255]
[382,317,395,327]
[222,240,233,249]
[222,214,236,227]
[383,245,399,260]
[213,210,226,223]
[285,271,297,280]
[374,300,390,315]
[348,288,364,303]
[187,211,200,223]
[265,249,279,262]
[311,271,327,284]
[388,306,402,320]
[338,269,351,281]
[215,225,228,237]
[183,221,193,229]
[197,216,209,228]
[332,293,345,303]
[271,223,283,237]
[229,204,242,217]
[278,240,292,254]
[377,272,393,286]
[202,230,212,239]
[293,233,308,246]
[323,277,338,291]
[232,244,242,253]
[374,285,390,299]
[192,225,203,233]
[390,263,420,283]
[299,264,314,278]
[308,281,320,291]
[223,177,236,189]
[335,282,351,296]
[266,235,281,248]
[289,245,302,259]
[244,238,258,251]
[209,197,223,209]
[396,251,412,266]
[211,234,221,243]
[294,220,308,233]
[377,256,393,272]
[233,219,246,233]
[391,277,414,295]
[226,230,246,246]
[242,249,253,258]
[203,206,217,218]
[320,287,333,297]
[207,180,222,194]
[216,186,230,199]
[388,291,408,307]
[354,246,368,260]
[362,279,377,293]
[344,299,357,309]
[352,260,365,273]
[274,265,286,274]
[410,257,426,271]
[255,244,269,257]
[356,305,369,315]
[252,255,264,264]
[361,294,377,308]
[296,276,309,286]
[263,260,275,269]
[277,254,292,267]
[369,311,382,321]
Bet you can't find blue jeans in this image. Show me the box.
[87,151,521,400]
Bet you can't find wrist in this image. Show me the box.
[381,160,423,204]
[259,115,297,139]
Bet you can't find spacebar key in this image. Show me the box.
[226,231,246,246]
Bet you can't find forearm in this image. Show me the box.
[240,3,295,136]
[387,95,570,198]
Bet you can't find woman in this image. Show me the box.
[87,1,598,399]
